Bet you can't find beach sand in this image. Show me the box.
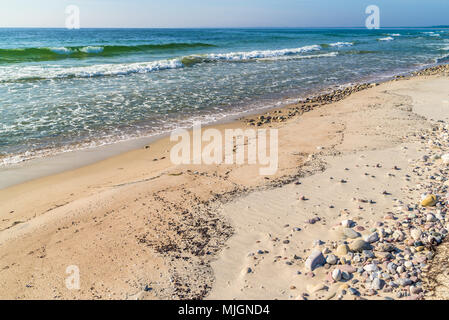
[1,66,449,299]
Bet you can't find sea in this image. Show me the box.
[1,28,448,166]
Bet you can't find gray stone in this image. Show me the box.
[362,250,375,259]
[305,250,326,271]
[398,278,413,287]
[371,278,384,290]
[343,228,361,239]
[387,262,398,274]
[364,232,379,243]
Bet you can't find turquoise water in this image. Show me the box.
[1,28,448,165]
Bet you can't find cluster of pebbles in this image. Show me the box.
[412,64,449,77]
[245,83,378,127]
[246,65,449,129]
[301,120,449,300]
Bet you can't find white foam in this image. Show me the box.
[423,32,441,37]
[0,45,327,81]
[79,46,104,54]
[0,59,185,81]
[258,52,338,61]
[50,47,73,54]
[378,37,394,41]
[329,42,353,47]
[203,45,321,61]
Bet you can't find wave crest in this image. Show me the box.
[0,42,216,64]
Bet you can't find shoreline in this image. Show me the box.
[1,61,446,190]
[0,64,448,299]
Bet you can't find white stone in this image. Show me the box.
[364,264,378,273]
[441,153,449,164]
[326,254,338,265]
[332,268,342,281]
[411,229,422,241]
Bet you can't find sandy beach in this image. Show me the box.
[1,65,449,300]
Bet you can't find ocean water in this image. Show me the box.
[1,28,448,166]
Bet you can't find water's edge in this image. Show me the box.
[0,61,446,190]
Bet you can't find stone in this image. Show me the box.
[332,269,342,281]
[398,278,413,287]
[326,254,338,265]
[336,244,349,256]
[341,219,354,228]
[377,252,393,260]
[371,278,384,290]
[362,250,375,259]
[364,264,379,273]
[421,195,437,207]
[364,232,379,243]
[339,265,357,274]
[387,262,398,274]
[393,230,405,241]
[349,239,369,252]
[410,286,423,294]
[343,228,361,239]
[380,243,396,252]
[305,250,326,271]
[441,153,449,164]
[411,229,422,241]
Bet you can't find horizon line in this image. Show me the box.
[0,26,448,29]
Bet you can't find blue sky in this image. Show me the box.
[1,0,448,28]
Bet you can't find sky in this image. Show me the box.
[0,0,448,28]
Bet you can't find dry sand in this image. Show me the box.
[0,68,449,300]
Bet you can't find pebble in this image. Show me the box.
[364,232,379,243]
[343,228,361,239]
[398,278,413,287]
[326,254,338,265]
[341,219,354,228]
[421,194,437,207]
[364,264,379,273]
[410,229,422,241]
[371,278,384,290]
[332,269,342,281]
[305,250,326,271]
[336,244,349,256]
[349,239,369,252]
